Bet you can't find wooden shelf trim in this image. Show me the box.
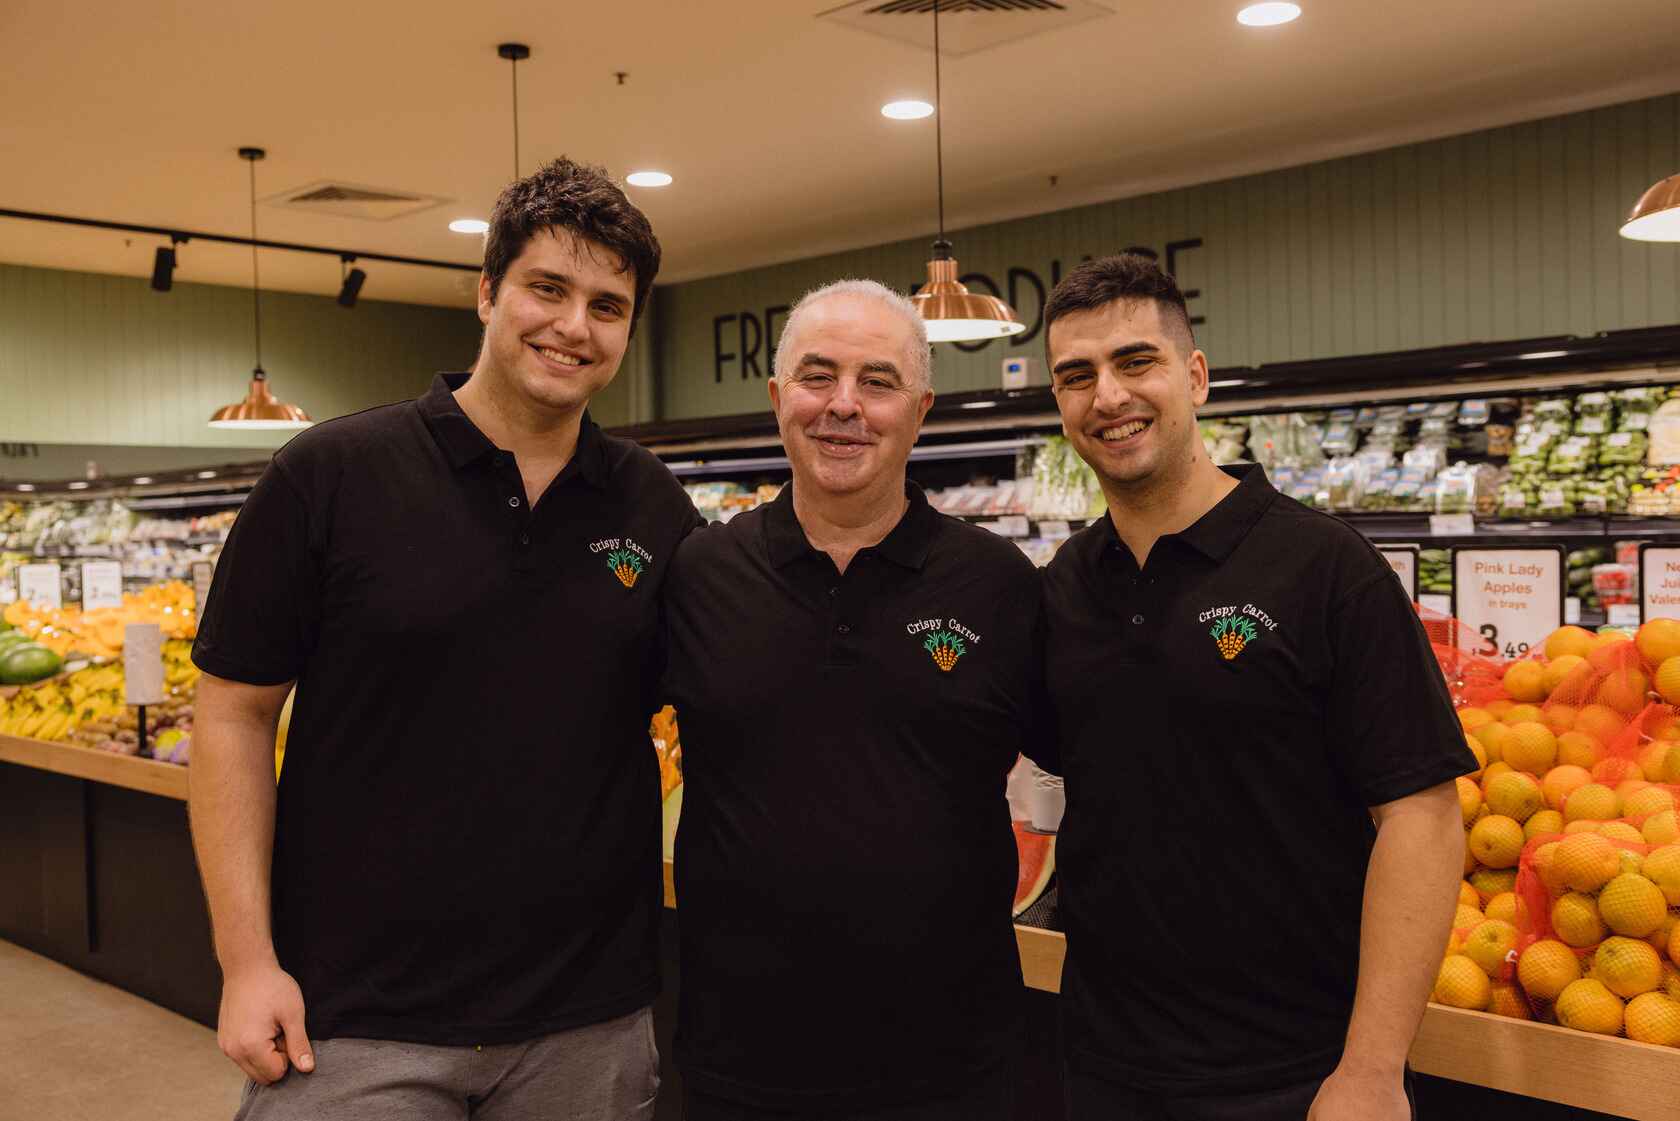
[0,734,189,801]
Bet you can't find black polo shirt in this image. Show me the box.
[192,372,700,1046]
[1039,464,1474,1096]
[662,482,1037,1111]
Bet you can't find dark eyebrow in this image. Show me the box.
[1051,341,1160,379]
[795,353,839,371]
[525,268,631,308]
[859,360,901,378]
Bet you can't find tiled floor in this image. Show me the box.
[0,939,244,1121]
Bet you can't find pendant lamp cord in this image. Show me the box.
[248,155,262,376]
[510,54,521,180]
[933,0,945,241]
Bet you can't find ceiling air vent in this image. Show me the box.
[818,0,1113,57]
[264,181,447,222]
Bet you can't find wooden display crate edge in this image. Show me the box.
[0,732,189,801]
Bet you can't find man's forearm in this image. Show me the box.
[188,678,289,973]
[1340,783,1465,1075]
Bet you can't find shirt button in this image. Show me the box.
[519,534,530,546]
[1131,613,1145,625]
[507,496,521,508]
[836,623,852,635]
[828,587,838,597]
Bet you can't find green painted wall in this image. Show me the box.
[656,94,1680,422]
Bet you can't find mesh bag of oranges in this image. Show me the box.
[1434,618,1680,1045]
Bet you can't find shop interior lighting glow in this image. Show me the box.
[626,171,673,187]
[449,218,489,234]
[1621,173,1680,241]
[882,100,934,120]
[1237,3,1302,26]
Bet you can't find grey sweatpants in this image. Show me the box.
[232,1006,659,1120]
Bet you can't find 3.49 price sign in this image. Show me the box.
[1451,547,1565,659]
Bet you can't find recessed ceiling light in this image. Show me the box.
[882,100,934,121]
[196,470,219,480]
[15,483,35,492]
[449,218,489,234]
[67,481,90,490]
[1237,2,1301,26]
[132,476,154,485]
[626,171,673,188]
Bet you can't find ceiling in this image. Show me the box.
[2,0,1678,311]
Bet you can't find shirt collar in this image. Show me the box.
[1097,462,1276,564]
[417,372,610,489]
[763,480,939,572]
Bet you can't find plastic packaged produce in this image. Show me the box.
[1601,431,1650,466]
[1575,392,1613,436]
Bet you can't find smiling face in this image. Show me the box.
[475,227,636,416]
[1047,298,1209,489]
[768,293,934,502]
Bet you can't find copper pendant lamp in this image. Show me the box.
[1620,173,1680,242]
[907,1,1024,344]
[208,147,313,430]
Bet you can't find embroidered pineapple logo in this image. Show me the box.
[923,630,967,672]
[605,548,644,589]
[1210,616,1259,660]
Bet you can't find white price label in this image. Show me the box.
[18,563,62,609]
[192,561,214,619]
[81,561,124,610]
[1379,548,1418,600]
[1429,514,1475,536]
[1608,432,1635,448]
[1579,417,1607,434]
[1640,547,1680,622]
[123,623,165,706]
[1452,549,1563,660]
[1565,596,1581,625]
[1419,593,1453,616]
[1608,603,1642,627]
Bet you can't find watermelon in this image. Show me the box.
[1012,820,1055,918]
[662,783,683,862]
[0,643,63,685]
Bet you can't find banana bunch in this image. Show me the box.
[0,690,74,741]
[163,639,200,694]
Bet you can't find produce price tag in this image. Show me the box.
[192,561,214,618]
[1420,593,1452,616]
[1429,513,1474,536]
[1608,603,1642,627]
[1378,547,1418,600]
[123,623,165,705]
[1452,548,1563,659]
[1565,597,1581,625]
[1608,432,1635,448]
[81,561,123,610]
[1639,546,1680,621]
[18,563,62,609]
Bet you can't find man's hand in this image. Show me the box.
[218,961,315,1084]
[1307,1064,1410,1121]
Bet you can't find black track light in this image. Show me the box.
[337,260,366,308]
[150,245,176,291]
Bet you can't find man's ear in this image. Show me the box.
[477,273,495,326]
[768,376,781,414]
[1187,349,1211,409]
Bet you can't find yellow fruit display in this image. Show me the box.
[1543,655,1589,696]
[1469,815,1526,869]
[1502,661,1547,703]
[1485,772,1543,823]
[1599,822,1648,848]
[1598,873,1669,938]
[1458,707,1495,732]
[1517,939,1582,1001]
[1533,841,1565,894]
[1555,979,1625,1034]
[1596,666,1652,716]
[1666,749,1680,785]
[1587,633,1638,673]
[1462,733,1487,778]
[1456,776,1483,827]
[1542,703,1579,736]
[1485,699,1517,720]
[1541,765,1592,812]
[1555,832,1622,891]
[1458,880,1482,909]
[1656,658,1680,707]
[1552,893,1608,948]
[1637,619,1680,668]
[1592,759,1644,788]
[1480,762,1514,795]
[1487,980,1533,1020]
[1672,921,1680,969]
[1641,845,1680,906]
[1664,964,1680,1001]
[1504,704,1545,725]
[1564,783,1621,823]
[1434,955,1493,1010]
[1574,705,1627,748]
[1453,903,1487,932]
[1555,731,1605,770]
[1468,865,1518,905]
[1595,937,1665,998]
[1636,739,1674,781]
[1524,810,1565,842]
[1484,892,1525,926]
[1646,809,1680,847]
[1649,915,1679,959]
[1546,625,1598,661]
[1624,993,1680,1045]
[1501,722,1558,774]
[1623,785,1677,819]
[1463,919,1521,978]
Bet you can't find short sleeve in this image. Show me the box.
[1326,567,1477,806]
[191,462,321,686]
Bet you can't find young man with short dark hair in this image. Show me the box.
[190,157,696,1120]
[1037,254,1473,1121]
